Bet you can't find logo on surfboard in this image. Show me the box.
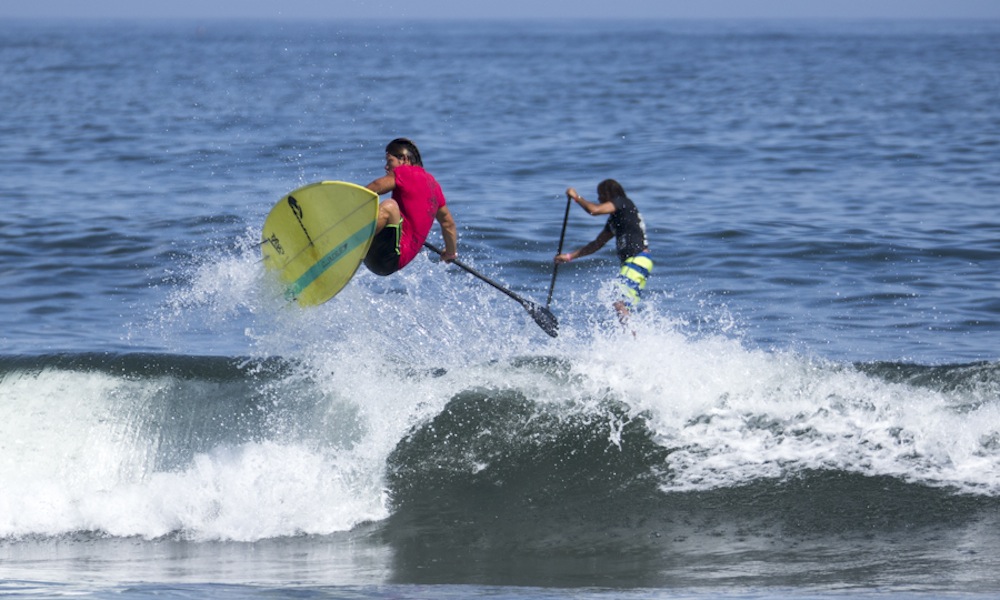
[288,195,314,245]
[265,233,284,255]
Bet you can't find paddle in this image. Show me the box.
[423,241,559,338]
[546,194,572,308]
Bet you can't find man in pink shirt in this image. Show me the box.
[363,138,459,276]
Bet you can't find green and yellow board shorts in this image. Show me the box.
[363,219,402,276]
[616,251,653,309]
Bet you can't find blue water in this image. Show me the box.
[1,18,999,599]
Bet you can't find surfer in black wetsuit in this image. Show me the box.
[554,179,653,320]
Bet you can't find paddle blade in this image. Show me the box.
[526,301,559,338]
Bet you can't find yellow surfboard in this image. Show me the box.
[261,181,379,306]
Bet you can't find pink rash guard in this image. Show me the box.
[392,164,447,268]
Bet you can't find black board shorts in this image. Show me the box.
[363,221,401,276]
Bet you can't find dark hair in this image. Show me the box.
[385,138,423,167]
[597,179,626,201]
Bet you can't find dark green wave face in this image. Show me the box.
[385,390,669,515]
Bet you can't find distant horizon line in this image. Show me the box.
[3,13,1000,21]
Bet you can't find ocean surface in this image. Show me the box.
[1,17,999,599]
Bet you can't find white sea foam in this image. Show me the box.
[3,245,997,543]
[569,313,1000,495]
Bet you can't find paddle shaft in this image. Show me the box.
[423,242,529,306]
[423,241,559,337]
[545,195,572,308]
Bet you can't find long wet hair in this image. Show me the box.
[597,178,626,201]
[385,138,423,167]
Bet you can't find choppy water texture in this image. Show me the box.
[1,18,999,599]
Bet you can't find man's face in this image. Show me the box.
[384,153,406,173]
